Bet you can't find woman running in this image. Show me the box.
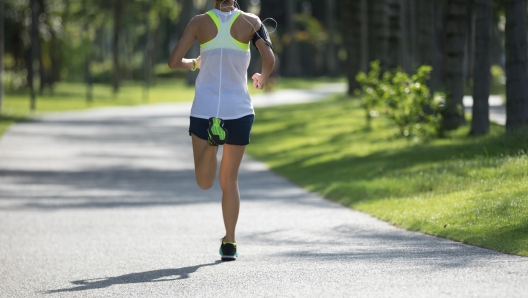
[168,0,275,261]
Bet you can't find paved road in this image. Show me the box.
[1,86,526,297]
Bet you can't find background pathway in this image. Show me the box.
[0,86,524,298]
[463,95,506,125]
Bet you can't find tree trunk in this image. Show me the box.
[37,0,46,94]
[418,0,435,89]
[470,0,491,135]
[442,0,469,130]
[505,0,528,131]
[50,0,69,89]
[360,0,369,72]
[29,0,39,110]
[465,7,476,88]
[176,0,199,85]
[113,0,123,94]
[325,0,338,77]
[387,0,401,70]
[369,0,390,72]
[0,0,4,112]
[434,1,447,91]
[143,4,152,102]
[340,0,362,94]
[285,0,301,76]
[399,0,410,72]
[409,0,418,67]
[82,22,93,103]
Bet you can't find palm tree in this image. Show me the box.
[442,0,469,130]
[505,0,528,132]
[470,0,492,135]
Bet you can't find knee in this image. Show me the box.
[219,174,238,191]
[196,179,214,190]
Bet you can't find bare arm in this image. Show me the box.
[252,25,275,89]
[168,17,201,70]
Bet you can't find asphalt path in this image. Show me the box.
[1,86,525,297]
[463,95,506,125]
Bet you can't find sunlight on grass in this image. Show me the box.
[247,94,528,256]
[1,77,344,137]
[0,79,196,137]
[2,79,195,117]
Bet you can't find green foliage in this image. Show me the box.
[356,61,443,139]
[3,0,182,88]
[294,13,326,44]
[355,61,386,129]
[247,95,528,257]
[384,66,443,138]
[490,64,506,97]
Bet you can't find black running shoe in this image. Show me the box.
[219,240,238,261]
[207,117,229,146]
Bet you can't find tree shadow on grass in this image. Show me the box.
[251,123,528,204]
[0,114,28,124]
[46,261,222,293]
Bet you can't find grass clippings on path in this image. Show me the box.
[247,94,528,256]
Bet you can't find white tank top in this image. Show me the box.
[191,9,253,120]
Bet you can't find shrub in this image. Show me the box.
[356,61,443,139]
[355,61,387,130]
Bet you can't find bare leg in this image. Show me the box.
[219,144,246,243]
[191,134,218,190]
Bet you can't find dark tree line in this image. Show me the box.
[505,0,528,131]
[339,0,528,134]
[2,0,528,133]
[0,0,4,111]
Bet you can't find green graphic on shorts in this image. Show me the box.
[210,118,226,141]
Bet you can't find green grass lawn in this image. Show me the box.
[247,94,528,256]
[0,77,344,137]
[0,79,197,136]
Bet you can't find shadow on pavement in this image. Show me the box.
[45,261,222,293]
[244,225,522,269]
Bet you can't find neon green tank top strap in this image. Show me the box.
[201,11,221,47]
[206,11,220,30]
[229,11,250,51]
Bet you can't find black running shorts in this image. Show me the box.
[188,114,255,146]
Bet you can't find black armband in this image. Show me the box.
[251,24,273,52]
